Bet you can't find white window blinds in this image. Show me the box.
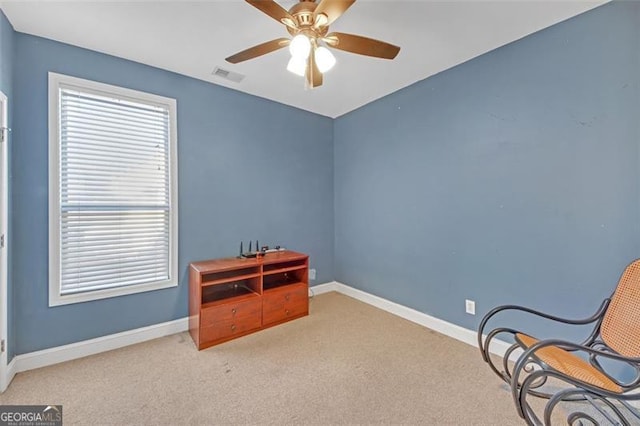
[50,74,177,305]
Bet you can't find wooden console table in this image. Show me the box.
[188,250,309,350]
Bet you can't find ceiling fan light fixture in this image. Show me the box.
[287,56,307,77]
[315,46,336,73]
[289,34,311,59]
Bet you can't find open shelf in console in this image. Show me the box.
[201,266,261,287]
[263,259,307,275]
[201,280,260,307]
[263,272,306,292]
[263,258,307,291]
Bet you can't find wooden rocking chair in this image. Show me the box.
[478,259,640,425]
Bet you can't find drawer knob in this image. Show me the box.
[231,324,236,331]
[285,295,290,301]
[285,309,290,316]
[231,308,237,315]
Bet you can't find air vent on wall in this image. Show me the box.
[212,66,245,83]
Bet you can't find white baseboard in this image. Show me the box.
[4,281,504,392]
[2,283,339,390]
[309,281,338,296]
[10,317,188,379]
[313,281,512,358]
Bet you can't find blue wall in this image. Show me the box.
[0,9,14,360]
[12,34,334,354]
[334,1,640,335]
[5,0,640,356]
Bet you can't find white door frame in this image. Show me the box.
[0,91,8,392]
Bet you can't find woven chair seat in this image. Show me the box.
[515,333,622,394]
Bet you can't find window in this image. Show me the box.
[48,73,178,306]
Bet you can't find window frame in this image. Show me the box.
[48,72,179,307]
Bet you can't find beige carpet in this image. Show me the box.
[1,292,548,425]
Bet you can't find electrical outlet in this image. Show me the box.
[309,269,316,280]
[465,299,476,315]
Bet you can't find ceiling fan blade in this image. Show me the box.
[314,0,356,26]
[226,38,290,64]
[307,49,323,88]
[245,0,295,27]
[325,32,400,59]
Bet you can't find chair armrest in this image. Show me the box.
[512,338,640,392]
[477,299,610,361]
[523,339,640,365]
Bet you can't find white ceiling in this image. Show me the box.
[1,0,607,118]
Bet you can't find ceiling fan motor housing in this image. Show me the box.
[286,1,328,38]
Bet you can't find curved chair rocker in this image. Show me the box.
[478,259,640,425]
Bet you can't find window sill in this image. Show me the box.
[49,279,178,307]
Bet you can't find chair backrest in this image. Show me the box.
[601,259,640,358]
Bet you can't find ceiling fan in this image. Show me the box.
[225,0,401,88]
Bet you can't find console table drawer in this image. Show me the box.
[200,313,261,343]
[201,296,261,328]
[263,284,308,325]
